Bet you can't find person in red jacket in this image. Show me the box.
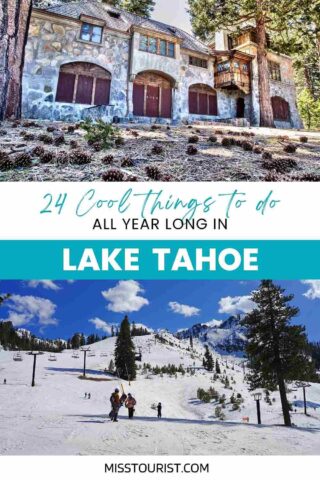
[125,393,137,419]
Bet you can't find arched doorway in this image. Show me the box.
[189,84,217,116]
[55,62,111,106]
[271,96,290,122]
[133,71,173,119]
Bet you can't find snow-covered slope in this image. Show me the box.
[176,316,246,355]
[0,334,319,455]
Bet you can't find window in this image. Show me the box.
[189,56,208,69]
[139,34,175,58]
[217,62,230,73]
[80,23,103,44]
[107,10,120,19]
[56,62,111,106]
[268,61,281,81]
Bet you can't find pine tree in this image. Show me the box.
[108,359,115,372]
[203,345,214,371]
[190,335,193,349]
[241,280,317,427]
[121,0,155,17]
[114,315,136,380]
[188,0,310,128]
[215,358,221,374]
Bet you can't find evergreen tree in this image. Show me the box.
[122,0,155,17]
[108,359,115,372]
[190,335,193,349]
[114,315,136,380]
[215,358,221,374]
[241,280,317,427]
[203,345,214,371]
[188,0,310,127]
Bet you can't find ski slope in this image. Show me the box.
[0,333,320,455]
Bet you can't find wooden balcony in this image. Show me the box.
[213,50,254,95]
[215,69,251,94]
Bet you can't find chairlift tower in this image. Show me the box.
[80,347,91,377]
[26,351,44,387]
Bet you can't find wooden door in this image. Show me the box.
[189,91,198,114]
[133,83,145,116]
[94,78,111,105]
[236,97,245,118]
[146,85,159,117]
[76,75,94,104]
[161,88,172,118]
[209,94,218,115]
[56,72,76,103]
[199,93,208,115]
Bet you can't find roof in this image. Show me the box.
[36,0,211,55]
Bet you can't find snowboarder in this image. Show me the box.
[88,393,91,400]
[109,388,127,422]
[157,402,162,419]
[84,392,87,399]
[125,393,136,419]
[3,379,6,385]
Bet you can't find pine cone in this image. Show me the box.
[145,165,161,180]
[187,145,198,155]
[70,150,92,165]
[40,151,55,164]
[102,169,125,181]
[15,152,33,168]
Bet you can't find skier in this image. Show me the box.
[88,393,91,400]
[3,379,6,385]
[109,388,127,422]
[157,402,162,419]
[125,393,136,419]
[84,392,87,399]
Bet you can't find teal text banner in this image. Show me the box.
[0,240,318,280]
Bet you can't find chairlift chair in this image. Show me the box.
[13,352,23,362]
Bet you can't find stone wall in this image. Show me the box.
[22,12,130,121]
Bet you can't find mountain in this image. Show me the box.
[175,315,246,355]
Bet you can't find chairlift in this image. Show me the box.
[100,351,108,357]
[48,354,57,362]
[13,352,23,362]
[72,351,79,359]
[88,352,96,357]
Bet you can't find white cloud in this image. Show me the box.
[0,294,58,327]
[301,280,320,300]
[27,280,61,291]
[101,280,149,313]
[218,295,255,315]
[89,317,115,335]
[168,301,201,317]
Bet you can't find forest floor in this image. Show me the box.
[0,119,320,182]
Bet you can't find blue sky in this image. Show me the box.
[153,0,191,33]
[0,280,319,341]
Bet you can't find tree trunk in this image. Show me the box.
[277,371,292,427]
[256,17,275,127]
[0,0,32,121]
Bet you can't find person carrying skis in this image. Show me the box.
[109,388,127,422]
[125,393,136,419]
[157,402,162,419]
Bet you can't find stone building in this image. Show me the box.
[22,0,302,128]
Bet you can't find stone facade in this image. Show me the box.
[23,11,130,121]
[22,5,302,128]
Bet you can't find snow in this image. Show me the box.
[0,333,319,455]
